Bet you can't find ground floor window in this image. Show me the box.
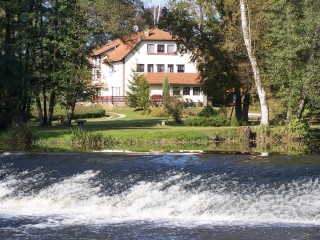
[193,87,201,95]
[183,87,190,95]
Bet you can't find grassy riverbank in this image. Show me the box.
[1,108,319,154]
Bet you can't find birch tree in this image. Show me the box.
[239,0,269,125]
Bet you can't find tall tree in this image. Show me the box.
[160,0,238,103]
[239,0,269,125]
[265,0,320,119]
[162,76,170,105]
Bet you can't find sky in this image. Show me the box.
[142,0,169,7]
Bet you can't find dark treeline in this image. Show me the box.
[160,0,320,125]
[1,0,320,129]
[0,0,153,129]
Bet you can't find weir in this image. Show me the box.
[0,152,320,239]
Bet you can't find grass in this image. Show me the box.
[25,108,245,151]
[2,107,319,154]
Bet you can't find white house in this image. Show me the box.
[90,28,206,104]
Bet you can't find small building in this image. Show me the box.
[90,28,206,105]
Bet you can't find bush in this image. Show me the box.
[285,118,310,140]
[185,116,228,127]
[6,125,34,149]
[165,96,184,124]
[71,128,115,149]
[198,106,218,117]
[73,105,106,119]
[32,104,106,121]
[150,106,169,118]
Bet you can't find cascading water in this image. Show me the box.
[0,152,320,239]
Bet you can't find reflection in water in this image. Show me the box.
[0,152,320,239]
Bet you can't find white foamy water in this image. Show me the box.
[0,168,319,227]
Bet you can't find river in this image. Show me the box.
[0,152,319,239]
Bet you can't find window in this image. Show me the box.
[183,87,190,95]
[157,64,165,72]
[147,64,154,72]
[177,65,185,73]
[193,87,201,95]
[157,44,165,53]
[173,87,180,96]
[167,45,176,54]
[136,64,144,72]
[167,64,174,72]
[147,44,155,53]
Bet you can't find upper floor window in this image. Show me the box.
[167,64,174,73]
[177,64,185,73]
[193,87,201,95]
[167,45,176,54]
[136,64,144,72]
[183,87,190,95]
[147,44,155,53]
[157,64,165,72]
[157,44,165,53]
[147,64,154,72]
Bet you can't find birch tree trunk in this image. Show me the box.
[239,0,269,125]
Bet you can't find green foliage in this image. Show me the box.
[33,104,106,121]
[185,116,228,127]
[284,118,310,140]
[265,0,320,117]
[198,106,218,118]
[159,0,239,100]
[73,105,106,119]
[165,96,184,124]
[136,76,151,109]
[150,106,169,118]
[127,72,150,109]
[162,76,170,105]
[126,71,140,108]
[230,116,240,127]
[71,128,115,149]
[5,125,34,149]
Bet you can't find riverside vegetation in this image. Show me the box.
[1,104,319,155]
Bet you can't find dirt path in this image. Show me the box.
[108,112,126,120]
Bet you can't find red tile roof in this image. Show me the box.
[92,39,122,56]
[92,29,176,62]
[144,73,201,85]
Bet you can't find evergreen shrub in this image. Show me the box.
[185,116,228,127]
[198,106,218,117]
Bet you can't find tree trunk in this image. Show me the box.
[296,18,320,119]
[43,86,48,125]
[239,0,269,125]
[242,92,250,123]
[48,91,56,126]
[235,89,243,120]
[66,103,76,127]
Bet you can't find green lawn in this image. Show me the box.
[28,108,243,151]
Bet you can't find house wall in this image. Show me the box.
[96,39,205,102]
[100,62,123,96]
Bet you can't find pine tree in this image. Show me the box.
[136,76,150,110]
[162,76,170,106]
[126,72,141,108]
